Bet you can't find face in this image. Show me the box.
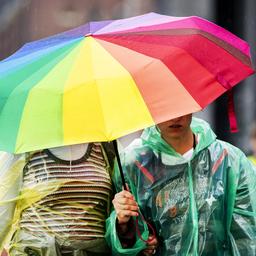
[157,114,192,140]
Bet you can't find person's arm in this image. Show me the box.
[112,189,158,256]
[0,152,24,253]
[105,158,150,255]
[113,189,139,247]
[229,153,256,255]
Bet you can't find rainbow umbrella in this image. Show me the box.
[0,12,254,154]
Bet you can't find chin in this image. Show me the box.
[166,131,183,139]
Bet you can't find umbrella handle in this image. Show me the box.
[113,140,127,190]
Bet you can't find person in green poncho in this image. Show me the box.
[106,114,256,256]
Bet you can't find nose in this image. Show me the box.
[172,116,182,122]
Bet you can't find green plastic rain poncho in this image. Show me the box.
[106,118,256,256]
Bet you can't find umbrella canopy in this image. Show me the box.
[0,12,254,153]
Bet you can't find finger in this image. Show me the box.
[147,236,158,246]
[113,196,138,206]
[113,196,138,209]
[146,245,156,250]
[116,210,139,218]
[115,202,139,211]
[143,248,153,253]
[115,190,134,200]
[147,249,156,255]
[112,198,139,211]
[143,249,155,256]
[114,197,138,207]
[142,251,150,256]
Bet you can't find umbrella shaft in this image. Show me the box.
[113,140,127,190]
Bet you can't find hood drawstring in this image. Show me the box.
[187,161,199,255]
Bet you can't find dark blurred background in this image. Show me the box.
[0,0,255,154]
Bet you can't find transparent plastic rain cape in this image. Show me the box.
[106,118,256,256]
[0,143,114,256]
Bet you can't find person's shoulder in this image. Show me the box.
[210,139,248,164]
[101,142,116,169]
[206,140,256,178]
[124,138,146,151]
[122,139,154,165]
[216,139,244,154]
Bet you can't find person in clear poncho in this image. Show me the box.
[0,142,116,256]
[0,141,156,256]
[106,114,256,255]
